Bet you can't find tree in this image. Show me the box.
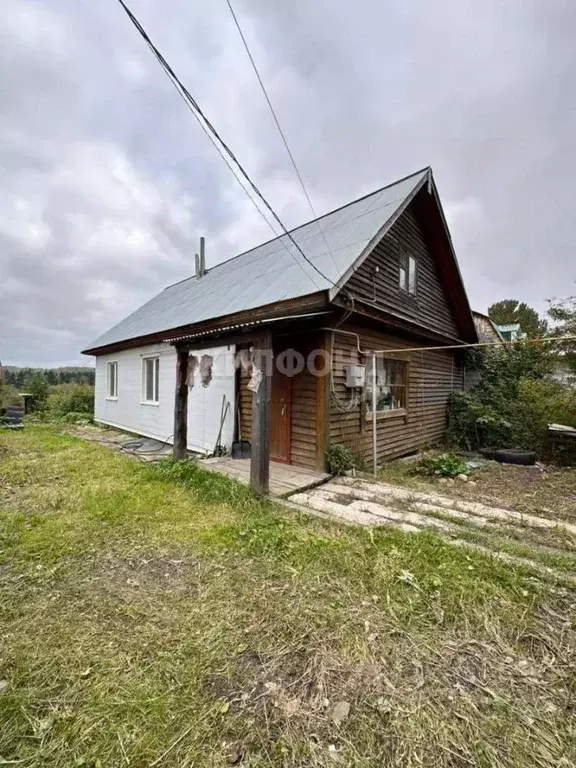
[548,295,576,373]
[488,300,548,338]
[24,372,50,412]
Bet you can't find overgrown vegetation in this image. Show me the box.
[413,452,469,477]
[2,426,574,766]
[1,369,95,420]
[325,442,357,474]
[47,383,95,416]
[449,341,576,456]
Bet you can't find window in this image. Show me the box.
[142,357,159,403]
[399,252,417,295]
[366,357,407,412]
[106,362,118,399]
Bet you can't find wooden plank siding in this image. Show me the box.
[237,335,322,471]
[329,323,464,464]
[346,204,460,340]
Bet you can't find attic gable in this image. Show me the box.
[334,178,477,343]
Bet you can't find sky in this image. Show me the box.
[1,0,575,367]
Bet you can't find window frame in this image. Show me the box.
[141,356,160,405]
[365,356,409,416]
[106,361,118,400]
[399,251,418,296]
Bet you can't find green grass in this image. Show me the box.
[1,426,575,766]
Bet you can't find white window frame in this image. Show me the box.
[399,251,418,296]
[141,356,160,405]
[365,357,408,414]
[106,361,118,400]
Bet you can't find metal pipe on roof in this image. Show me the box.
[200,237,206,276]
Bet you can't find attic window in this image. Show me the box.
[399,252,417,296]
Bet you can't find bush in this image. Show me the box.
[325,443,357,475]
[413,453,469,478]
[448,344,576,456]
[47,383,95,416]
[0,382,20,409]
[23,372,50,412]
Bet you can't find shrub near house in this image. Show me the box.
[46,383,94,417]
[449,342,576,456]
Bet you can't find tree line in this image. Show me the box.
[2,367,95,388]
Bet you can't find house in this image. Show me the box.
[466,311,505,389]
[495,323,526,342]
[83,167,478,491]
[472,311,504,346]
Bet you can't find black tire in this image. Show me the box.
[493,448,537,466]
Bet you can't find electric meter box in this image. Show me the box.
[344,364,366,388]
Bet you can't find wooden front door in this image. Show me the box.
[270,364,291,463]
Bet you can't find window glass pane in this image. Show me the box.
[366,358,407,412]
[408,256,417,294]
[142,358,159,401]
[108,363,117,397]
[145,360,154,401]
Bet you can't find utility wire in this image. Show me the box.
[224,0,341,279]
[113,0,294,271]
[115,0,341,292]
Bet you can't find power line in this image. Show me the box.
[224,0,341,279]
[115,0,341,292]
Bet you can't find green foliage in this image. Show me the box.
[548,295,576,373]
[488,299,548,338]
[151,458,259,507]
[24,372,50,412]
[449,342,576,456]
[325,442,356,475]
[47,383,94,416]
[413,453,469,477]
[2,366,95,388]
[0,381,20,409]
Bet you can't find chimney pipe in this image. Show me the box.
[195,252,200,279]
[199,236,206,277]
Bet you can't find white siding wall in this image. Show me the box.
[94,343,235,454]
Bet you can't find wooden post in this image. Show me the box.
[250,331,272,494]
[315,331,331,471]
[173,345,189,460]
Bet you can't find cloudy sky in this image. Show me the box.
[2,0,575,366]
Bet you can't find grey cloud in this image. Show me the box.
[1,0,575,366]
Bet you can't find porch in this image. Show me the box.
[201,456,330,497]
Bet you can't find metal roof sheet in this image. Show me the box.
[85,168,428,351]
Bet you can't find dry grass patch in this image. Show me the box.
[379,456,576,522]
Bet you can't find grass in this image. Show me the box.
[1,426,575,766]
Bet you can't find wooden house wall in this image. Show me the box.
[328,323,464,464]
[346,203,460,340]
[237,334,321,470]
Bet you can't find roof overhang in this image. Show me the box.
[82,291,329,356]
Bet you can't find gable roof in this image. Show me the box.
[472,311,504,344]
[84,168,430,353]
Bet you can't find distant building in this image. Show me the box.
[472,312,505,346]
[495,323,526,342]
